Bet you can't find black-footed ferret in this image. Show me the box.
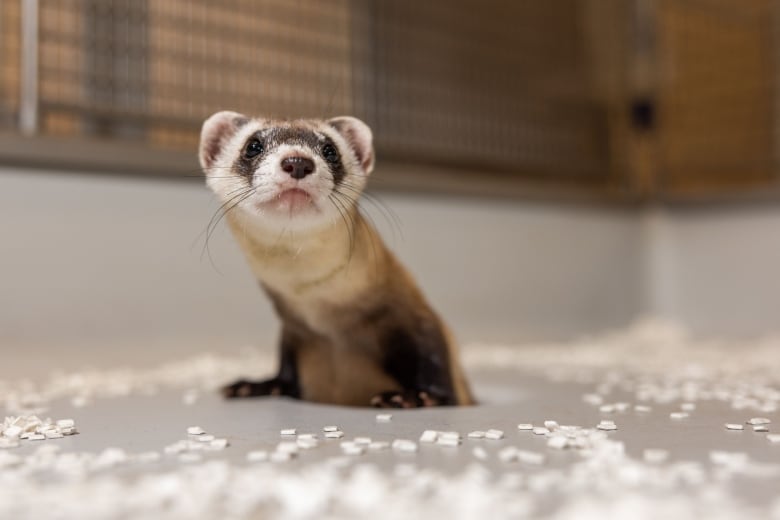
[199,111,474,407]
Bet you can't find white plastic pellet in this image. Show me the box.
[753,425,769,433]
[634,405,652,413]
[392,439,418,453]
[485,429,504,440]
[56,419,75,429]
[276,442,298,454]
[437,437,460,447]
[767,434,780,443]
[270,451,293,462]
[748,417,771,425]
[280,429,297,436]
[532,427,550,435]
[472,446,488,460]
[599,404,615,413]
[324,431,344,439]
[341,443,365,456]
[178,453,202,463]
[368,441,390,450]
[323,426,339,432]
[614,403,630,412]
[2,426,22,439]
[725,423,744,430]
[543,421,559,430]
[187,426,205,436]
[419,430,439,443]
[61,427,77,436]
[375,414,392,423]
[597,421,617,431]
[439,431,460,441]
[44,431,63,439]
[297,433,317,440]
[670,412,689,420]
[210,438,229,450]
[643,449,669,463]
[547,436,568,450]
[516,450,545,465]
[498,446,519,462]
[28,434,45,441]
[246,450,269,462]
[516,424,534,431]
[468,431,486,439]
[297,437,319,449]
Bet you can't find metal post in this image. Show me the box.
[19,0,39,135]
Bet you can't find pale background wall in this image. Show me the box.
[0,167,643,375]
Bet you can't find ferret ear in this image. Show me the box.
[199,111,250,171]
[328,116,375,174]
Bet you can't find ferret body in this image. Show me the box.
[199,111,474,407]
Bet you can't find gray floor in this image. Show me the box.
[2,337,779,519]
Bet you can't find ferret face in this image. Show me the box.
[199,111,375,232]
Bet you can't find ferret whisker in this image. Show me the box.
[327,193,356,261]
[337,183,404,242]
[200,187,256,266]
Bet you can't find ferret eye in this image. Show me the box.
[244,139,264,159]
[322,144,339,163]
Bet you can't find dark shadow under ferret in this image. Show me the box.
[199,111,474,407]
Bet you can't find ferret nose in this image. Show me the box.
[280,156,315,179]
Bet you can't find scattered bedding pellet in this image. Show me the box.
[517,424,534,431]
[532,427,550,435]
[280,429,297,436]
[516,450,545,465]
[498,446,519,462]
[725,424,744,430]
[614,403,630,412]
[485,429,504,440]
[543,421,559,430]
[468,431,486,439]
[753,425,769,432]
[767,434,780,443]
[597,420,617,431]
[297,437,319,449]
[187,426,205,436]
[246,450,268,462]
[670,412,689,420]
[643,449,669,463]
[270,451,293,462]
[419,430,438,443]
[210,438,229,450]
[324,431,344,439]
[547,436,568,450]
[437,436,460,447]
[375,414,392,422]
[391,439,418,453]
[472,446,488,460]
[323,426,339,432]
[599,404,615,413]
[368,441,390,450]
[634,405,652,413]
[341,443,365,456]
[748,417,771,425]
[276,442,298,454]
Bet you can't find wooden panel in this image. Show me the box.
[656,0,776,196]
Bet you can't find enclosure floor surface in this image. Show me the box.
[2,323,780,519]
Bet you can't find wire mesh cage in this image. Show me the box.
[1,0,779,199]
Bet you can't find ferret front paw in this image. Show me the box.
[370,390,441,408]
[221,378,282,399]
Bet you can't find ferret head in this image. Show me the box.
[199,111,374,232]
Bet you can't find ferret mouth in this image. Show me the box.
[262,187,317,214]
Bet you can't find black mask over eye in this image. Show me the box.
[244,138,265,159]
[322,143,340,164]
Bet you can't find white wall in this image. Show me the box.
[640,204,780,339]
[0,168,644,373]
